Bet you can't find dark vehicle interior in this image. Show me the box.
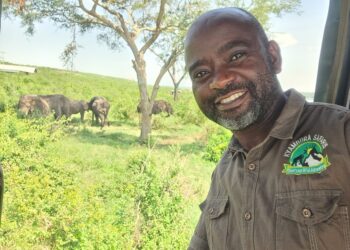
[315,0,350,108]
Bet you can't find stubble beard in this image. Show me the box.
[211,73,280,131]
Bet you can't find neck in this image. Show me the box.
[234,92,287,151]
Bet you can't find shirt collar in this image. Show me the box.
[229,88,306,154]
[269,89,305,140]
[228,136,247,157]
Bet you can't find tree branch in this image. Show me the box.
[150,49,177,102]
[140,0,166,54]
[78,0,128,42]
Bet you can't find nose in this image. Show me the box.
[209,68,238,89]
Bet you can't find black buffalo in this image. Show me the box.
[137,100,173,116]
[40,94,88,121]
[18,94,89,121]
[88,96,110,127]
[18,94,50,117]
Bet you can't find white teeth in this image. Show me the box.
[220,92,245,104]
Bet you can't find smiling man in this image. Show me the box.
[185,7,350,250]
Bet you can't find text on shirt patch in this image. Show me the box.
[282,134,331,175]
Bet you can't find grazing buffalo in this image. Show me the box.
[39,94,73,120]
[18,95,50,117]
[39,94,89,121]
[67,100,89,121]
[18,94,89,121]
[137,100,173,116]
[88,96,110,127]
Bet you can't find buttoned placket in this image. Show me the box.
[242,147,260,250]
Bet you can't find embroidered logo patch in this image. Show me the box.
[283,134,331,175]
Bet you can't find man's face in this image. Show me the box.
[185,16,281,131]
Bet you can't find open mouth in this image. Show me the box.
[215,89,248,111]
[220,91,246,104]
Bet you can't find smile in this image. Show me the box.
[220,91,245,104]
[215,90,249,111]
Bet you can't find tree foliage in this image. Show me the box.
[60,25,80,71]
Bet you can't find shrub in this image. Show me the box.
[204,127,232,162]
[173,96,206,126]
[0,110,127,248]
[109,96,137,121]
[125,150,189,249]
[0,110,74,248]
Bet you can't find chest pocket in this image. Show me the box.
[202,197,229,250]
[275,190,350,250]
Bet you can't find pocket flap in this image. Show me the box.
[275,190,343,226]
[204,197,228,219]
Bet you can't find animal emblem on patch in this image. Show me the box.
[283,134,331,175]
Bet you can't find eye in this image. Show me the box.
[230,52,245,62]
[193,70,209,79]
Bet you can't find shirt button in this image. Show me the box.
[248,164,256,171]
[302,208,312,218]
[244,212,252,221]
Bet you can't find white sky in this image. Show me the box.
[0,0,329,93]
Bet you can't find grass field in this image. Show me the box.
[0,66,228,249]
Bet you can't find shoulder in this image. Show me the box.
[303,102,350,120]
[306,101,349,111]
[301,101,350,151]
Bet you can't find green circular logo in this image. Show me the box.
[283,140,330,175]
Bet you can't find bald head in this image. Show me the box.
[185,7,269,51]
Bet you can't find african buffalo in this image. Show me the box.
[18,94,50,117]
[67,100,89,121]
[39,94,72,120]
[39,94,89,121]
[137,100,173,116]
[88,96,110,127]
[18,94,89,121]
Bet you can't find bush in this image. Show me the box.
[204,127,232,162]
[0,110,75,248]
[173,96,207,126]
[109,95,137,122]
[125,150,189,249]
[0,110,135,248]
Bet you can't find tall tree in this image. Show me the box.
[2,0,301,142]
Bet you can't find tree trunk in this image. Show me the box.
[140,111,151,143]
[133,54,152,143]
[173,84,179,101]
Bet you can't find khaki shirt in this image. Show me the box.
[189,89,350,250]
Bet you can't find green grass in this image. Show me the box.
[0,66,221,249]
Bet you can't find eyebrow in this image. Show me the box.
[217,40,249,55]
[187,40,250,74]
[187,58,210,74]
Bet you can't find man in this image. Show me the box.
[185,7,350,250]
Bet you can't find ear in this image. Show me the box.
[267,40,282,74]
